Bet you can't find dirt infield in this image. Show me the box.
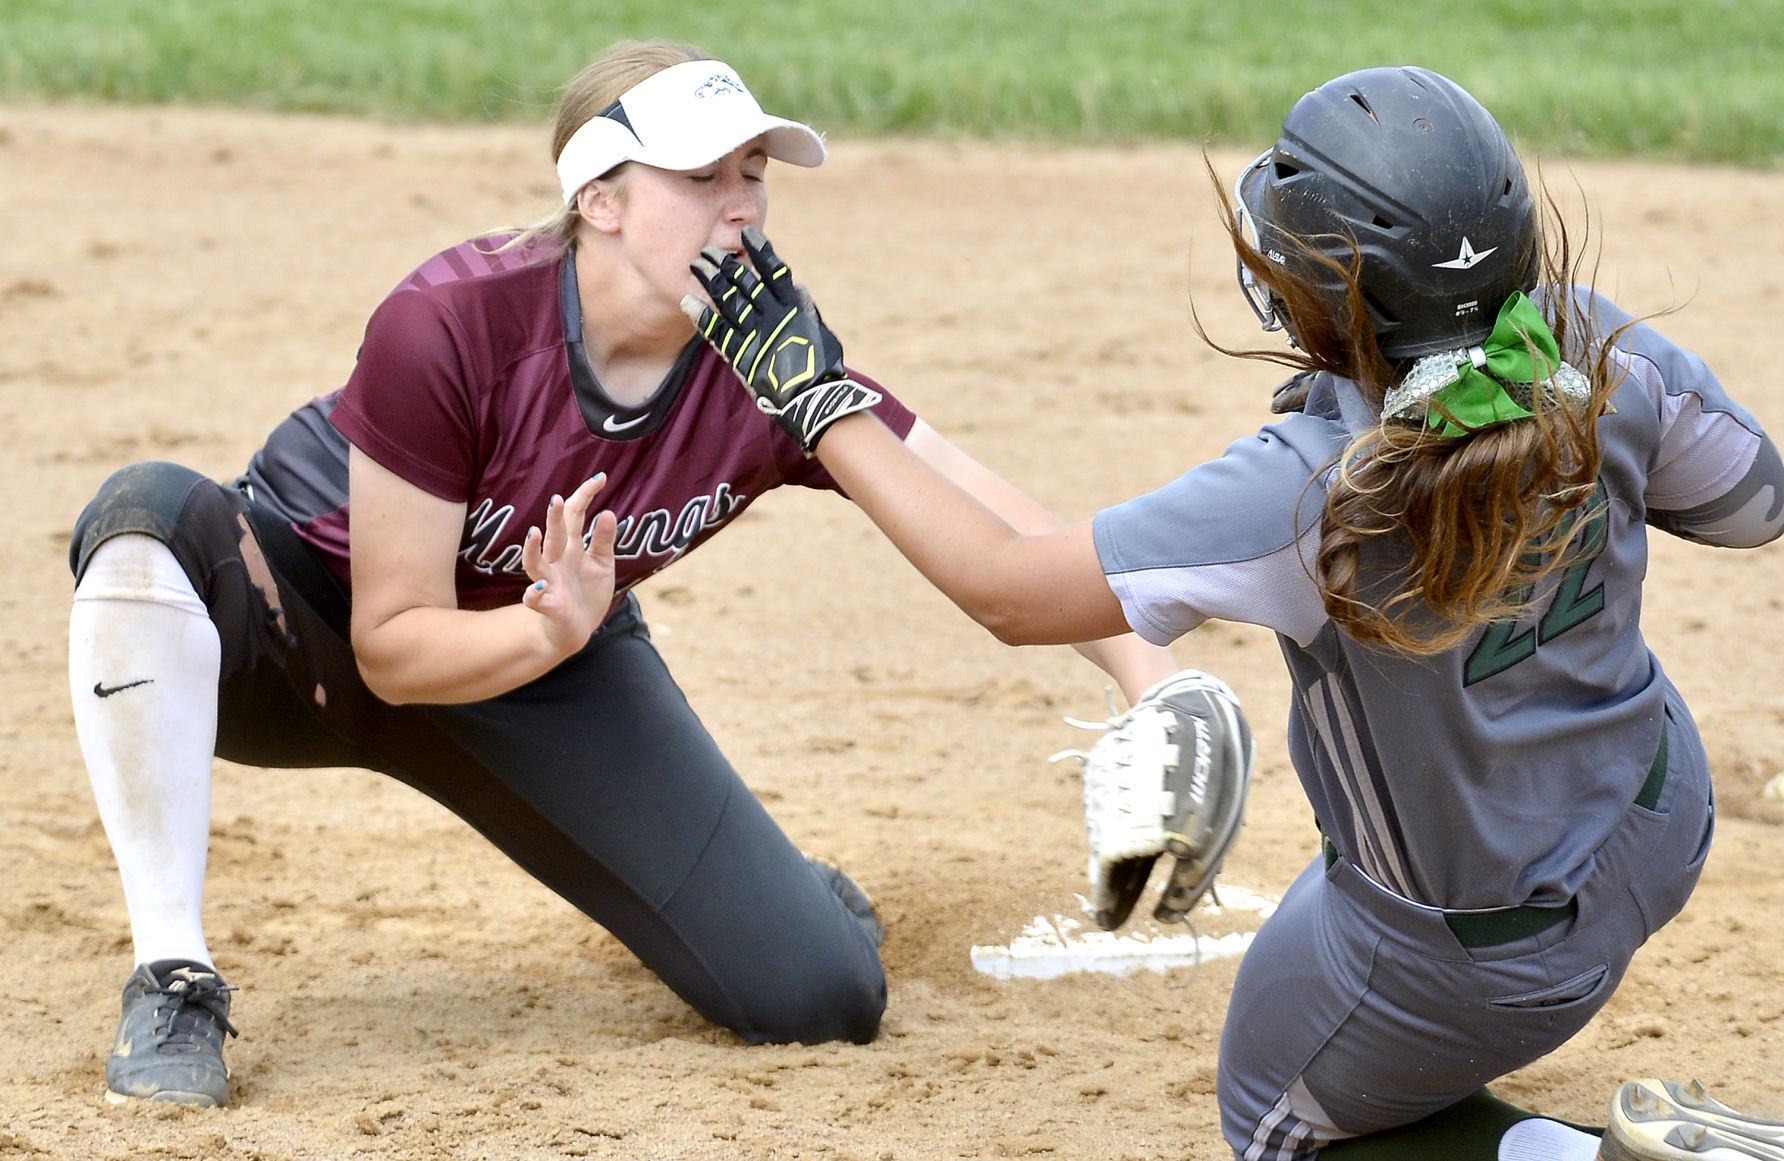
[4,105,1784,1160]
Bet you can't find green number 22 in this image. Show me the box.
[1463,486,1610,686]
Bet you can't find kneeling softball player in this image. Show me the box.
[66,39,1185,1108]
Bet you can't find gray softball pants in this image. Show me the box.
[1219,695,1712,1159]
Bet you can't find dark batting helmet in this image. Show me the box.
[1234,66,1540,361]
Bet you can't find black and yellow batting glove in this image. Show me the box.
[682,226,881,454]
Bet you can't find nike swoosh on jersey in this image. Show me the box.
[602,412,649,434]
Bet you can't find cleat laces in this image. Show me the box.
[148,969,238,1052]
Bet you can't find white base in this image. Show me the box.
[969,885,1278,981]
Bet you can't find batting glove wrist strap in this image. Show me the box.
[1055,669,1256,930]
[755,377,883,454]
[683,226,881,454]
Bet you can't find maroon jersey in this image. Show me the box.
[243,236,914,616]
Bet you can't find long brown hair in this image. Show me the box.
[1200,157,1630,655]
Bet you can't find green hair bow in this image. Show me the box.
[1381,292,1592,438]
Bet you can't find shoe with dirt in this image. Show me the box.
[104,959,238,1107]
[1601,1078,1784,1160]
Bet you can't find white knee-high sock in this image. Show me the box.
[69,534,221,969]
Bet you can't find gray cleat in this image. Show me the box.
[1601,1078,1784,1160]
[104,960,238,1107]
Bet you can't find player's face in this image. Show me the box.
[618,138,770,310]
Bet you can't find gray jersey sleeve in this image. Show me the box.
[1092,415,1340,648]
[1574,287,1784,547]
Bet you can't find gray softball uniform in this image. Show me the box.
[1092,290,1784,1159]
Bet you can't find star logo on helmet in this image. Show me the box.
[1433,237,1498,270]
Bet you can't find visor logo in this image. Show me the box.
[694,73,746,100]
[1433,237,1497,270]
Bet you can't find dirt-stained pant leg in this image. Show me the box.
[71,461,374,769]
[418,607,888,1045]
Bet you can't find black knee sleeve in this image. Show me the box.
[69,461,214,584]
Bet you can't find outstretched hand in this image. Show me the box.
[521,473,619,656]
[682,225,882,454]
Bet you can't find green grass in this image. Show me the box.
[3,0,1783,163]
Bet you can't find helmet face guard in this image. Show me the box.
[1232,150,1286,335]
[1234,67,1540,361]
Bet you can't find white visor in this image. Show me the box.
[556,60,826,205]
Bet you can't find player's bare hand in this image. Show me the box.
[521,474,618,655]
